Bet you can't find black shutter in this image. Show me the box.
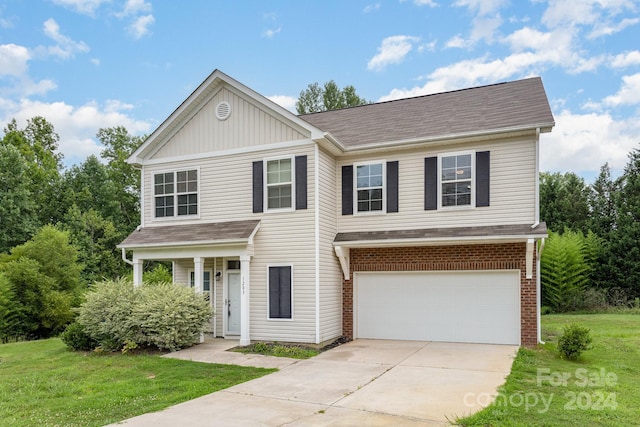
[424,157,437,210]
[386,161,399,213]
[476,151,490,207]
[269,266,292,319]
[341,165,353,215]
[252,160,263,213]
[295,155,307,210]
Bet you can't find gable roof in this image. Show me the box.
[127,70,326,165]
[300,77,554,150]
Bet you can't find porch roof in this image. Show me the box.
[118,220,261,249]
[333,223,547,248]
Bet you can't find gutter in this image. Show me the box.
[121,248,134,266]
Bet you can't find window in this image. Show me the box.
[154,169,198,218]
[268,265,292,319]
[189,270,212,300]
[440,153,472,207]
[266,158,293,210]
[356,162,384,213]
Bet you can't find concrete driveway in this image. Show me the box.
[110,339,517,426]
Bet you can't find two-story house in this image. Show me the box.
[118,70,554,347]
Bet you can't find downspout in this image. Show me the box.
[314,143,321,345]
[533,126,543,344]
[121,248,133,266]
[213,257,217,337]
[537,238,546,344]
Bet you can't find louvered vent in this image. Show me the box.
[216,101,231,120]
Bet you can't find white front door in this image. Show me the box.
[226,272,241,335]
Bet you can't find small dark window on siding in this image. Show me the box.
[268,266,292,319]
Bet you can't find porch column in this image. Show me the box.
[239,255,251,346]
[194,257,205,343]
[133,259,143,288]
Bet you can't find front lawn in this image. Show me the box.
[458,314,640,426]
[0,338,275,427]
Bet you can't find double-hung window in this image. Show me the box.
[440,153,472,207]
[266,158,293,210]
[268,265,292,319]
[154,169,198,218]
[355,162,384,213]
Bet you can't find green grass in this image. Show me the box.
[231,341,320,359]
[0,338,276,427]
[458,314,640,426]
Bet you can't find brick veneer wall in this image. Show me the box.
[342,242,538,347]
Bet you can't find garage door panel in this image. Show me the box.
[355,271,520,345]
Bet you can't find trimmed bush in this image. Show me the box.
[60,321,98,351]
[133,282,211,351]
[558,324,592,360]
[76,278,211,352]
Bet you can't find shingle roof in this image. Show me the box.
[118,220,260,249]
[334,223,548,245]
[300,77,554,149]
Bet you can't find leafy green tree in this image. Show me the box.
[0,273,23,342]
[97,126,143,234]
[0,145,37,253]
[588,163,617,237]
[1,117,63,226]
[61,206,125,284]
[609,146,640,298]
[296,80,369,114]
[0,226,82,337]
[540,172,591,233]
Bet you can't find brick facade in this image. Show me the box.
[342,242,538,347]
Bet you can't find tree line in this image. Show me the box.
[539,148,640,312]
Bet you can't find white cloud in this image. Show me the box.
[610,50,640,68]
[129,14,154,39]
[445,35,468,49]
[603,73,640,107]
[0,44,30,76]
[542,0,638,30]
[42,18,89,59]
[367,35,420,71]
[117,0,152,17]
[267,95,297,112]
[0,98,152,166]
[363,3,381,13]
[90,58,100,66]
[262,27,281,38]
[413,0,438,6]
[589,17,640,38]
[453,0,507,16]
[51,0,109,16]
[540,109,640,176]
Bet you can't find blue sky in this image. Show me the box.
[1,0,639,181]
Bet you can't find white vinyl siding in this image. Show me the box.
[337,136,537,232]
[318,148,343,343]
[151,87,308,160]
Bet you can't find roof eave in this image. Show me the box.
[117,238,249,250]
[333,233,548,249]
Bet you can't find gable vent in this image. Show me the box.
[215,101,231,121]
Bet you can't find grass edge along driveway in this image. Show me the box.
[458,313,640,426]
[0,338,275,427]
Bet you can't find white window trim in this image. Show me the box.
[263,155,296,213]
[152,166,201,221]
[437,151,475,210]
[188,268,213,293]
[266,263,294,321]
[353,160,386,216]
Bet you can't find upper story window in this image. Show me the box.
[266,157,293,210]
[440,153,472,208]
[356,162,384,213]
[154,169,198,218]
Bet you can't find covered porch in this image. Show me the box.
[118,220,261,345]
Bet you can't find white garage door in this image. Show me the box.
[355,271,520,345]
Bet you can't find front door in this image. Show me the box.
[226,272,241,335]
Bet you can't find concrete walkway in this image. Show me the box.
[108,339,517,426]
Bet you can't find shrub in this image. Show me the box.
[143,263,172,285]
[76,278,211,352]
[558,324,592,360]
[60,322,98,351]
[77,278,137,351]
[133,282,211,351]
